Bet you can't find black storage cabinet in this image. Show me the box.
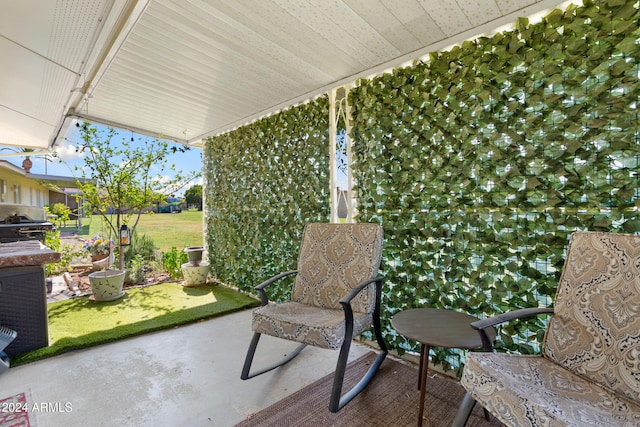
[0,265,48,356]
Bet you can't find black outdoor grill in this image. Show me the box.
[0,205,54,243]
[0,204,55,356]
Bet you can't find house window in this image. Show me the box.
[14,185,21,204]
[0,180,5,202]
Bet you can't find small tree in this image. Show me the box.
[75,123,200,268]
[46,203,71,227]
[184,184,202,210]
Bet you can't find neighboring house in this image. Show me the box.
[0,160,50,207]
[0,160,84,223]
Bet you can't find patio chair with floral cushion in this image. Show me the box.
[453,231,640,426]
[241,223,388,412]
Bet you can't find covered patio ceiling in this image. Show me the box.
[1,0,566,152]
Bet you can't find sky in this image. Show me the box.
[5,124,204,197]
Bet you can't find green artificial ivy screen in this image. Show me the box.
[203,0,639,374]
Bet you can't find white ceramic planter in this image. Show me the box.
[88,269,126,301]
[181,262,210,287]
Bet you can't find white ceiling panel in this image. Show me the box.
[0,0,127,149]
[459,1,503,27]
[496,0,541,14]
[0,0,569,151]
[418,0,471,37]
[344,0,422,52]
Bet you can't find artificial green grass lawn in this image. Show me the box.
[12,282,259,366]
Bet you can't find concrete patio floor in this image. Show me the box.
[0,309,372,426]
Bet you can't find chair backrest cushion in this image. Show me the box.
[543,231,640,403]
[291,223,383,313]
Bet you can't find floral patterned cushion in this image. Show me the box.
[462,352,640,426]
[252,302,373,349]
[252,223,383,349]
[461,231,640,426]
[543,232,640,403]
[291,223,383,313]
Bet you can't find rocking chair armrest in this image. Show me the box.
[471,307,554,331]
[254,270,298,306]
[339,276,384,306]
[470,307,553,352]
[338,276,387,356]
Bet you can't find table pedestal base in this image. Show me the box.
[417,344,430,427]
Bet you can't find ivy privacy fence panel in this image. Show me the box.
[205,0,640,373]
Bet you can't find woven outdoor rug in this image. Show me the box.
[236,352,503,427]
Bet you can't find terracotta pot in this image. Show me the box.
[91,253,115,270]
[91,252,110,262]
[88,269,126,301]
[22,157,32,173]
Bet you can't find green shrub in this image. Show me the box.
[45,203,72,228]
[124,232,157,263]
[44,230,83,276]
[125,254,147,285]
[162,247,188,279]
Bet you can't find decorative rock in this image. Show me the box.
[63,272,77,293]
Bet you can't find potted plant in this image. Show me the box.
[181,246,209,286]
[82,235,124,301]
[82,235,115,263]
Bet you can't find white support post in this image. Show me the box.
[201,156,208,248]
[329,89,338,223]
[344,86,356,223]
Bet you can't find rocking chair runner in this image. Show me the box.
[241,223,388,412]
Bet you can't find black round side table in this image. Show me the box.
[391,308,496,427]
